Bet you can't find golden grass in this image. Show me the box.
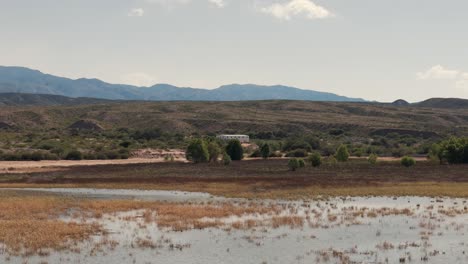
[0,195,103,256]
[0,192,289,255]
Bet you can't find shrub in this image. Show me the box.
[83,153,97,160]
[260,143,270,159]
[119,141,132,148]
[401,156,416,167]
[226,139,243,161]
[307,153,322,167]
[327,156,338,166]
[285,149,308,158]
[335,145,349,162]
[249,149,261,158]
[207,141,222,162]
[65,150,83,160]
[186,139,209,163]
[269,151,283,158]
[288,158,300,171]
[105,151,120,160]
[298,158,305,168]
[435,137,468,164]
[222,152,231,165]
[282,138,312,152]
[368,153,378,165]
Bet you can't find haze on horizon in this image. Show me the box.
[1,0,467,102]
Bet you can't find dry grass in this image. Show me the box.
[0,192,292,255]
[0,194,102,256]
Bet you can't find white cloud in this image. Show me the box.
[260,0,333,20]
[121,72,156,87]
[128,8,144,17]
[208,0,226,8]
[417,65,460,80]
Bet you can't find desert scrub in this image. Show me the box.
[368,153,378,165]
[401,156,416,167]
[307,153,322,167]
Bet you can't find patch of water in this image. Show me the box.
[2,194,468,264]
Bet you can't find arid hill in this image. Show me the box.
[0,100,467,138]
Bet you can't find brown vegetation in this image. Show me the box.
[1,159,468,199]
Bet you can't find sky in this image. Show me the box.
[1,0,468,102]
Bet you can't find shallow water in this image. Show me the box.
[3,187,215,201]
[2,191,468,264]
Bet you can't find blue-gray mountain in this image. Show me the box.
[0,66,364,102]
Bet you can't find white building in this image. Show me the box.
[216,134,250,143]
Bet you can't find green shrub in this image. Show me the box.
[307,153,322,167]
[288,158,300,171]
[335,145,349,162]
[401,156,416,167]
[65,150,83,160]
[249,149,261,158]
[269,151,283,158]
[226,139,243,161]
[119,141,132,148]
[298,158,305,168]
[222,152,231,165]
[435,137,468,164]
[327,156,338,166]
[186,139,210,163]
[105,151,120,160]
[207,142,222,162]
[368,153,378,165]
[285,149,308,158]
[83,153,97,160]
[260,143,270,159]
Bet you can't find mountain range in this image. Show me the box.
[0,66,364,102]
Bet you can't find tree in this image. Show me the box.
[226,139,243,161]
[401,156,416,167]
[368,153,378,165]
[288,158,300,171]
[307,153,322,167]
[186,139,209,163]
[335,144,349,162]
[260,143,270,159]
[207,141,222,162]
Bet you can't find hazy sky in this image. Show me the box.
[1,0,467,102]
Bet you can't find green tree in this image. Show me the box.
[186,139,209,163]
[401,156,416,167]
[288,158,300,171]
[307,153,322,167]
[207,141,222,162]
[368,153,378,165]
[260,143,270,159]
[335,144,349,162]
[226,139,244,161]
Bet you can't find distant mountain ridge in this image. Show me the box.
[415,98,468,109]
[0,66,365,102]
